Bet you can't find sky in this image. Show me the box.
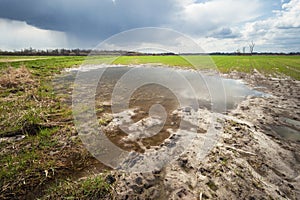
[0,0,299,53]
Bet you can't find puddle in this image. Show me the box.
[55,65,265,170]
[271,125,300,142]
[59,65,264,112]
[280,117,300,128]
[57,65,265,146]
[271,117,300,142]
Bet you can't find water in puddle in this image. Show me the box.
[271,125,300,142]
[62,65,264,111]
[273,117,300,142]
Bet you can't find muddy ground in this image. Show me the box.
[107,69,300,199]
[1,66,299,199]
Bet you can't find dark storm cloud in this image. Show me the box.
[0,0,178,43]
[211,27,241,39]
[1,0,299,52]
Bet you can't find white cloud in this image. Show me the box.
[276,0,300,28]
[241,0,300,51]
[0,18,68,50]
[174,0,262,34]
[196,0,300,52]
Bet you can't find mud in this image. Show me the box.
[108,68,300,199]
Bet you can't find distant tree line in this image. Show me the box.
[0,48,299,56]
[0,48,178,56]
[208,52,300,56]
[0,48,124,56]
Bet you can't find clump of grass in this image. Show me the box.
[44,176,112,199]
[0,66,36,90]
[0,66,70,137]
[98,114,113,126]
[0,67,41,136]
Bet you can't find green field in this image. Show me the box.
[0,56,300,80]
[1,55,299,80]
[113,55,300,80]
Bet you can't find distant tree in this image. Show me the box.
[249,41,255,54]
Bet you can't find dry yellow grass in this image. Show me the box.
[0,66,36,89]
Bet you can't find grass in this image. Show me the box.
[0,128,57,179]
[113,55,191,67]
[45,176,112,199]
[1,55,299,80]
[212,55,300,79]
[0,127,60,199]
[113,55,300,80]
[0,56,113,199]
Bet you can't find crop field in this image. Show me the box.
[113,55,300,80]
[0,55,299,198]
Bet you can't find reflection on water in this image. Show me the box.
[58,65,264,112]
